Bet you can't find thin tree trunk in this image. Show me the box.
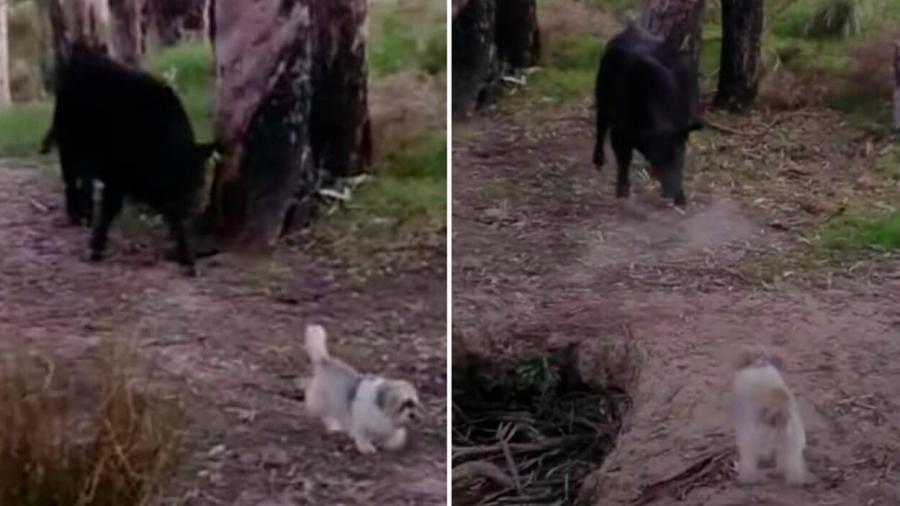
[310,0,372,183]
[0,0,11,108]
[714,0,763,112]
[893,41,900,130]
[495,0,540,69]
[452,0,500,117]
[641,0,705,63]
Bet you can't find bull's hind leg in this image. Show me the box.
[89,185,123,261]
[610,133,633,199]
[78,176,95,226]
[60,162,87,225]
[164,214,196,277]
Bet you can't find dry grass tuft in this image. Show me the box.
[0,349,184,506]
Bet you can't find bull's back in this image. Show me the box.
[54,54,196,188]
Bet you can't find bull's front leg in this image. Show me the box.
[165,213,196,277]
[610,133,633,199]
[594,114,608,170]
[89,185,123,261]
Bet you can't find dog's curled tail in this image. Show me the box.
[305,324,329,366]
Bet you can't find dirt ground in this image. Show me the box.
[0,162,446,505]
[452,103,900,505]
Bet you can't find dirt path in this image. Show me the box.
[452,106,900,505]
[0,162,446,505]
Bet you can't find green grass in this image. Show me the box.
[820,210,900,253]
[0,42,215,158]
[369,5,446,78]
[525,34,602,102]
[0,102,51,158]
[316,129,446,263]
[144,42,216,142]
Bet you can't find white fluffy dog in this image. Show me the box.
[732,350,808,484]
[304,324,421,453]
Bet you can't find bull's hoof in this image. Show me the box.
[673,192,687,207]
[87,250,104,262]
[181,264,197,277]
[615,186,630,199]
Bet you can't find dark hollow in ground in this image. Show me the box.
[452,350,629,505]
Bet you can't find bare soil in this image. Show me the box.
[0,162,446,505]
[452,103,900,505]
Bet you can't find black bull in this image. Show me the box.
[593,24,703,206]
[41,44,217,276]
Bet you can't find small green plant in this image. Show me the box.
[515,355,561,393]
[804,0,873,39]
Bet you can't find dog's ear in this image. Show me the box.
[375,382,394,412]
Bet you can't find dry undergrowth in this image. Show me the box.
[452,350,628,506]
[0,348,184,506]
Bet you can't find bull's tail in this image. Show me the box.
[305,325,330,368]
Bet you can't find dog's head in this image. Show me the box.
[376,380,421,425]
[735,348,784,372]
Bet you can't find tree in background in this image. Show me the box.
[207,0,372,246]
[714,0,763,112]
[452,0,540,117]
[640,0,706,63]
[0,0,11,107]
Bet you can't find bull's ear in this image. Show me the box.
[689,119,705,131]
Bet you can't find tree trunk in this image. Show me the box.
[452,0,500,117]
[143,0,208,49]
[44,0,112,58]
[207,0,371,246]
[107,0,142,64]
[0,0,11,108]
[641,0,705,63]
[495,0,540,69]
[310,0,372,181]
[714,0,762,112]
[893,41,900,130]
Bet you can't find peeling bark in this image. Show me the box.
[107,0,142,64]
[714,0,763,112]
[208,0,372,245]
[640,0,705,64]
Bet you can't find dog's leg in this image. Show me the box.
[353,432,377,454]
[383,428,407,450]
[322,417,344,433]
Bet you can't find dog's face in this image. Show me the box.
[377,380,421,425]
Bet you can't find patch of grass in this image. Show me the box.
[315,129,446,265]
[819,210,900,253]
[0,346,185,505]
[525,34,602,102]
[0,102,51,157]
[823,87,889,127]
[143,42,215,142]
[370,5,446,78]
